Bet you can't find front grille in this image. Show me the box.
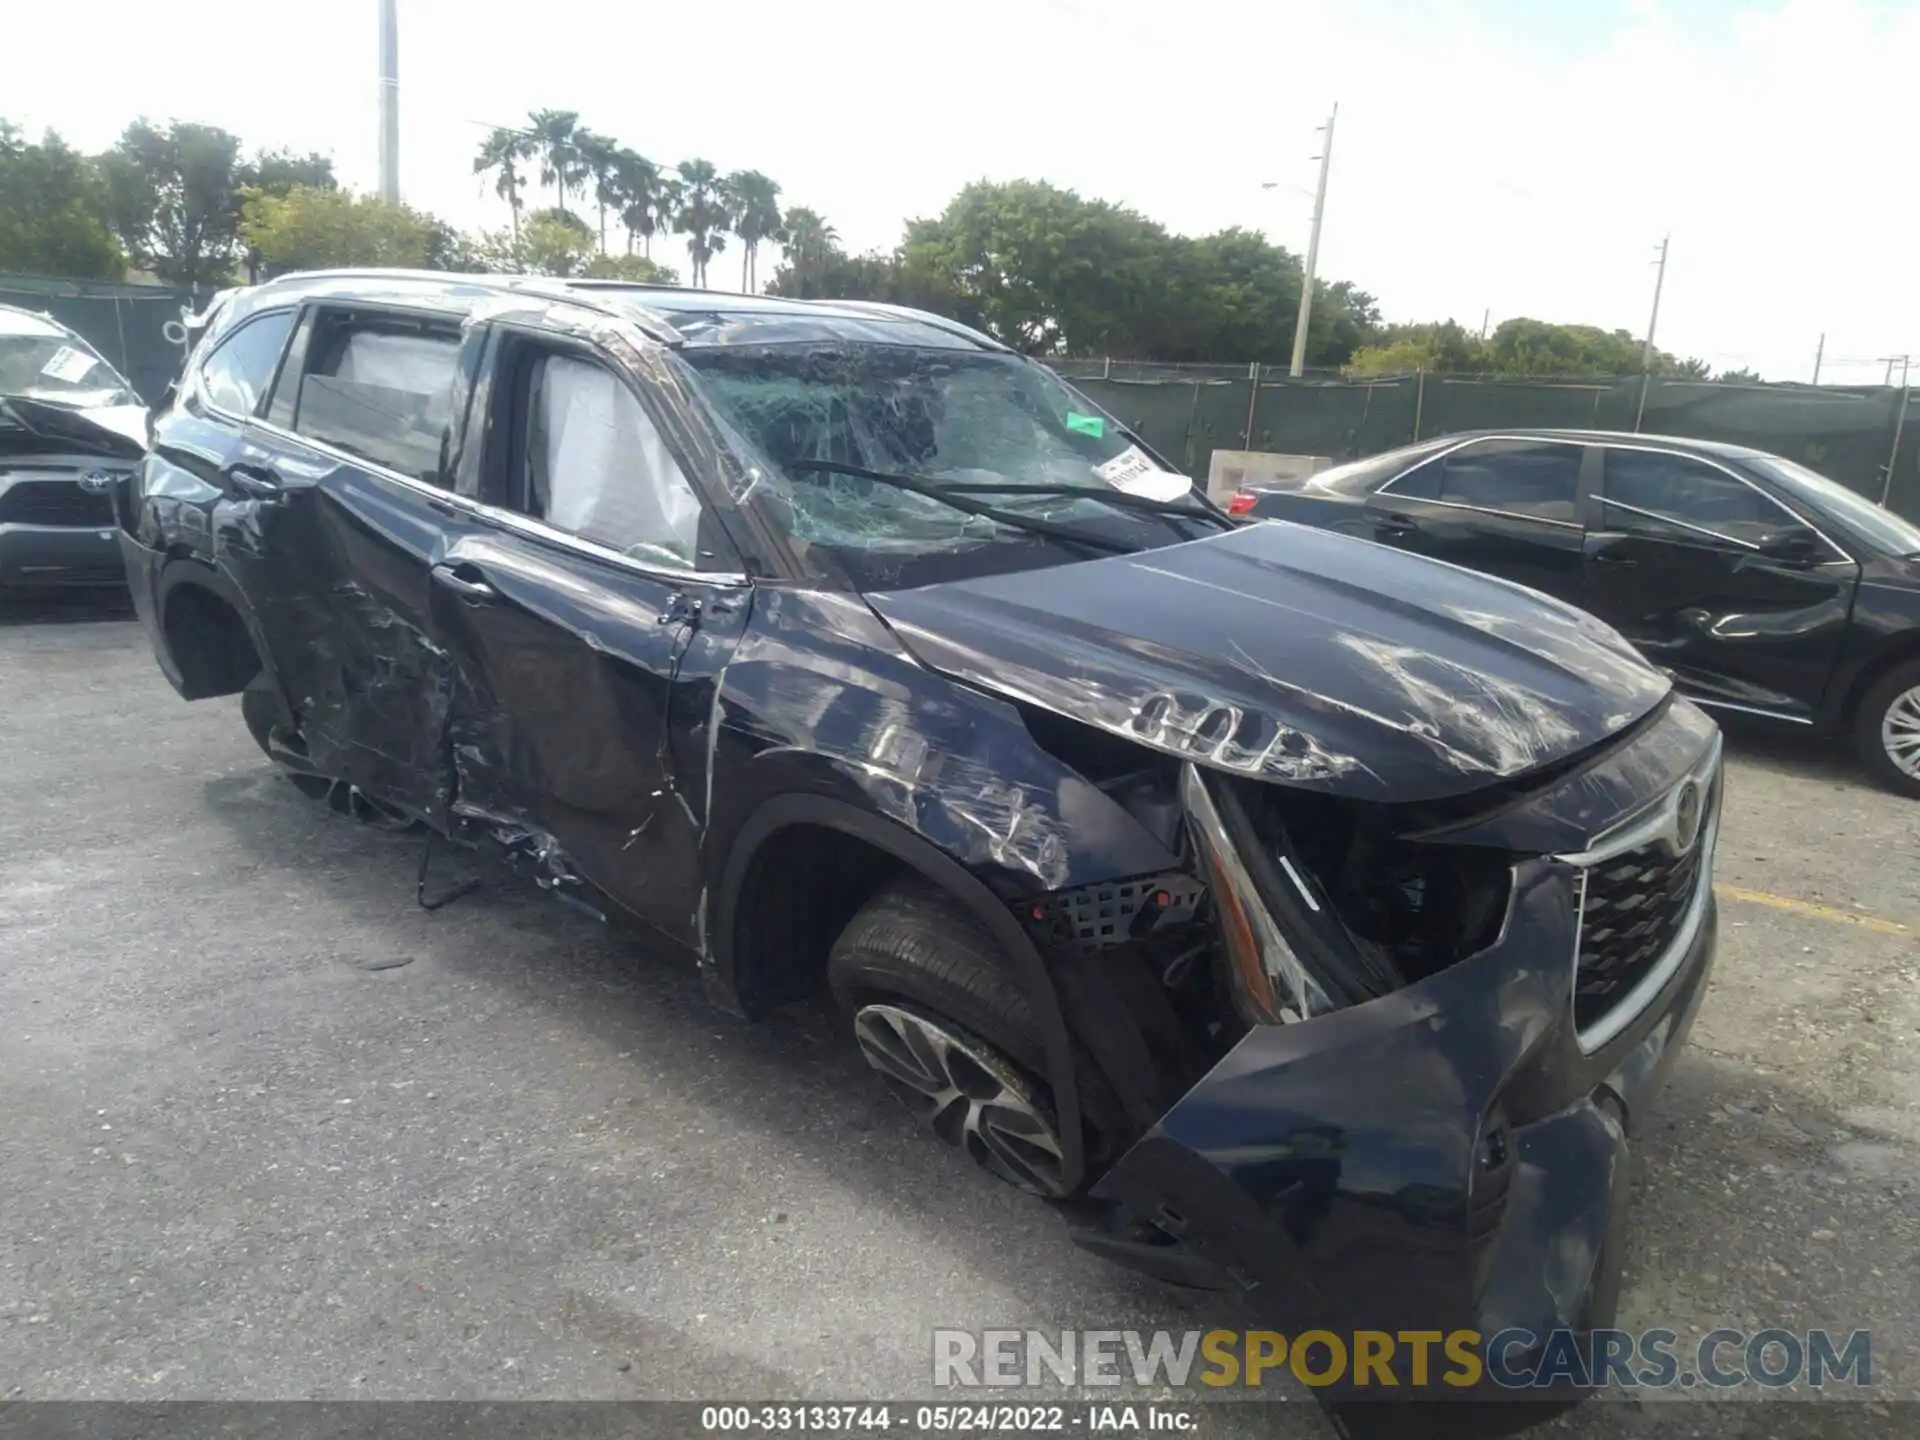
[0,480,116,528]
[1572,779,1716,1034]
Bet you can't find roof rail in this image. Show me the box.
[259,269,683,345]
[822,299,1010,353]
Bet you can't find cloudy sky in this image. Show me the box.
[5,0,1915,382]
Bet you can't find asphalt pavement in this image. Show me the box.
[2,606,1916,1437]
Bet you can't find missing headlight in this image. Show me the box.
[1224,777,1515,993]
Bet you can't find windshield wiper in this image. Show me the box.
[784,460,1139,555]
[934,480,1234,539]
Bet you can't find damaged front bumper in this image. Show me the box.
[1075,755,1721,1413]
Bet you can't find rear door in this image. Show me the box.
[1363,436,1590,606]
[1582,444,1859,719]
[427,320,751,948]
[242,301,472,818]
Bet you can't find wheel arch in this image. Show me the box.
[156,557,268,701]
[714,792,1085,1191]
[1833,633,1920,730]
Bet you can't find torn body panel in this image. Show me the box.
[706,586,1181,900]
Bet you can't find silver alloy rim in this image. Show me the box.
[1882,685,1920,779]
[852,1002,1068,1198]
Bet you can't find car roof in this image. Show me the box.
[1422,426,1772,462]
[221,269,1007,354]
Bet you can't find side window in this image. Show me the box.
[1602,449,1791,545]
[1437,439,1581,522]
[1379,458,1442,500]
[197,310,295,417]
[288,308,461,484]
[515,352,704,570]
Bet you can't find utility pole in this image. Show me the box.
[1883,355,1911,507]
[1640,233,1670,373]
[1634,233,1670,432]
[1812,333,1824,385]
[1288,103,1338,380]
[1479,308,1490,341]
[378,0,400,205]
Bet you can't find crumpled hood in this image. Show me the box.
[865,520,1672,803]
[0,396,150,461]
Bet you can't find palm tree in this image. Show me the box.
[612,148,663,256]
[473,127,532,241]
[526,108,587,214]
[575,129,620,254]
[780,206,838,297]
[726,170,783,293]
[673,158,730,288]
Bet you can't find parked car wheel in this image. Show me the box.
[1854,660,1920,798]
[829,880,1076,1198]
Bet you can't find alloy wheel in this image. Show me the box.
[1882,685,1920,780]
[852,1002,1068,1198]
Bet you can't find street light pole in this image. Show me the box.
[378,0,400,205]
[1288,103,1338,379]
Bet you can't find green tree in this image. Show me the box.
[576,129,623,254]
[775,206,839,297]
[902,180,1170,353]
[1348,320,1491,375]
[526,109,586,214]
[473,126,533,240]
[236,149,339,281]
[725,169,783,292]
[582,253,679,284]
[0,122,124,279]
[96,119,248,285]
[673,159,729,288]
[610,147,663,256]
[238,186,441,275]
[1715,365,1762,383]
[241,149,337,198]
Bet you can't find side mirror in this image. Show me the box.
[1755,524,1822,562]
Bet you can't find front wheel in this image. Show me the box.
[829,880,1078,1199]
[1853,660,1920,798]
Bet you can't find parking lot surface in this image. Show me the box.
[2,609,1917,1435]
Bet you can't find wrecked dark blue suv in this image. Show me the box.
[120,272,1721,1424]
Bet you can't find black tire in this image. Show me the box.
[829,880,1048,1073]
[828,879,1113,1193]
[1852,659,1920,798]
[241,671,282,760]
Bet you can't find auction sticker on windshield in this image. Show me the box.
[40,345,99,384]
[1094,444,1189,501]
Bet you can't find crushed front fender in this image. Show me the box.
[1074,855,1717,1385]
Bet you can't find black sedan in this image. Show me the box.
[1244,429,1920,795]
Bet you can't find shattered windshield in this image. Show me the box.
[676,343,1208,585]
[0,309,140,409]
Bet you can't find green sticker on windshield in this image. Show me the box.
[1065,411,1106,437]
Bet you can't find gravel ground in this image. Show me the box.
[1,604,1916,1437]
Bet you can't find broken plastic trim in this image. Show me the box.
[1178,762,1331,1025]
